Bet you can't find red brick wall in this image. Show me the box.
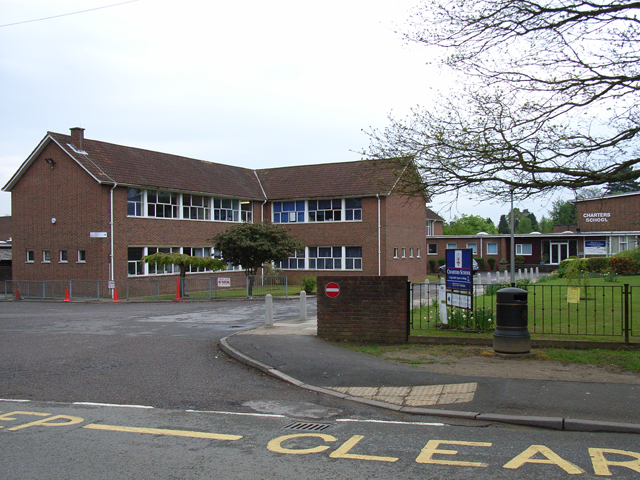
[317,276,409,343]
[384,194,427,281]
[577,194,640,232]
[11,143,111,282]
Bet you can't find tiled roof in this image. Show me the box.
[48,132,265,199]
[257,159,406,200]
[6,131,412,201]
[426,208,444,221]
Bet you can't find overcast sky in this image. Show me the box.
[0,0,566,223]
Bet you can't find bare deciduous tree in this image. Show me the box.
[364,0,640,202]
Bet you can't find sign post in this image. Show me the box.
[445,249,473,311]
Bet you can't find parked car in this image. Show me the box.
[439,259,479,274]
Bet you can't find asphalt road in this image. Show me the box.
[2,300,639,479]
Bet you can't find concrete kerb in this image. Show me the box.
[218,330,640,434]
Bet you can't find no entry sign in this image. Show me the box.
[325,282,340,298]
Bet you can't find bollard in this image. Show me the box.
[493,287,530,354]
[300,290,307,321]
[265,294,274,327]
[438,283,448,325]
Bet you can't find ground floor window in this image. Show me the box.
[515,244,532,256]
[127,246,234,276]
[487,243,498,255]
[610,235,639,254]
[428,244,437,255]
[276,246,362,271]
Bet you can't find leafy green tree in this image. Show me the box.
[515,216,533,234]
[538,216,554,234]
[497,215,510,234]
[363,0,640,204]
[211,223,304,294]
[549,199,576,226]
[142,253,227,297]
[443,214,498,235]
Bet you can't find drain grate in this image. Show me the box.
[283,421,333,432]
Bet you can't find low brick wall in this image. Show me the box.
[317,276,409,344]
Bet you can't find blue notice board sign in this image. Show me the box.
[445,249,473,291]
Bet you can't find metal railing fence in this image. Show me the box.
[411,282,637,342]
[2,275,292,301]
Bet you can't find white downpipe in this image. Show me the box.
[377,194,381,276]
[110,182,117,298]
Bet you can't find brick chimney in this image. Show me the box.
[70,127,85,150]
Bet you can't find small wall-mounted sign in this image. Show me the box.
[217,278,231,288]
[90,232,108,238]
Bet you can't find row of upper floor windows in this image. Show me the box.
[127,188,253,222]
[126,189,363,225]
[272,198,362,223]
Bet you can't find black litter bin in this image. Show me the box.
[493,287,531,354]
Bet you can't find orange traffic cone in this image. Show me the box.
[15,287,21,301]
[113,286,120,303]
[64,286,71,302]
[172,277,183,301]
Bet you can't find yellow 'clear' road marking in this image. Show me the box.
[83,423,242,440]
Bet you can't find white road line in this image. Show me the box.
[336,418,446,427]
[0,398,30,403]
[186,409,286,418]
[73,402,154,409]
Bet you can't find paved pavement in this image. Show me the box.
[221,317,640,434]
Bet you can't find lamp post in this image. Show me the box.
[510,187,516,286]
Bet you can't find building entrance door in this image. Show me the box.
[550,242,569,265]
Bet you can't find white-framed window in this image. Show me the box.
[277,249,306,270]
[309,199,342,222]
[345,246,362,270]
[345,198,362,221]
[213,198,239,222]
[77,249,86,263]
[145,247,180,274]
[393,247,398,258]
[467,243,477,255]
[128,247,145,275]
[402,248,406,258]
[487,243,498,255]
[428,244,437,255]
[410,247,414,258]
[278,246,362,271]
[42,249,51,263]
[147,190,178,218]
[182,247,213,272]
[417,247,421,258]
[183,194,211,220]
[241,202,253,222]
[446,243,457,249]
[213,248,242,271]
[59,250,68,263]
[26,250,34,263]
[309,246,342,269]
[426,220,434,236]
[273,201,305,223]
[127,188,143,216]
[516,244,533,255]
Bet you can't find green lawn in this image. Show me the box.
[411,274,639,342]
